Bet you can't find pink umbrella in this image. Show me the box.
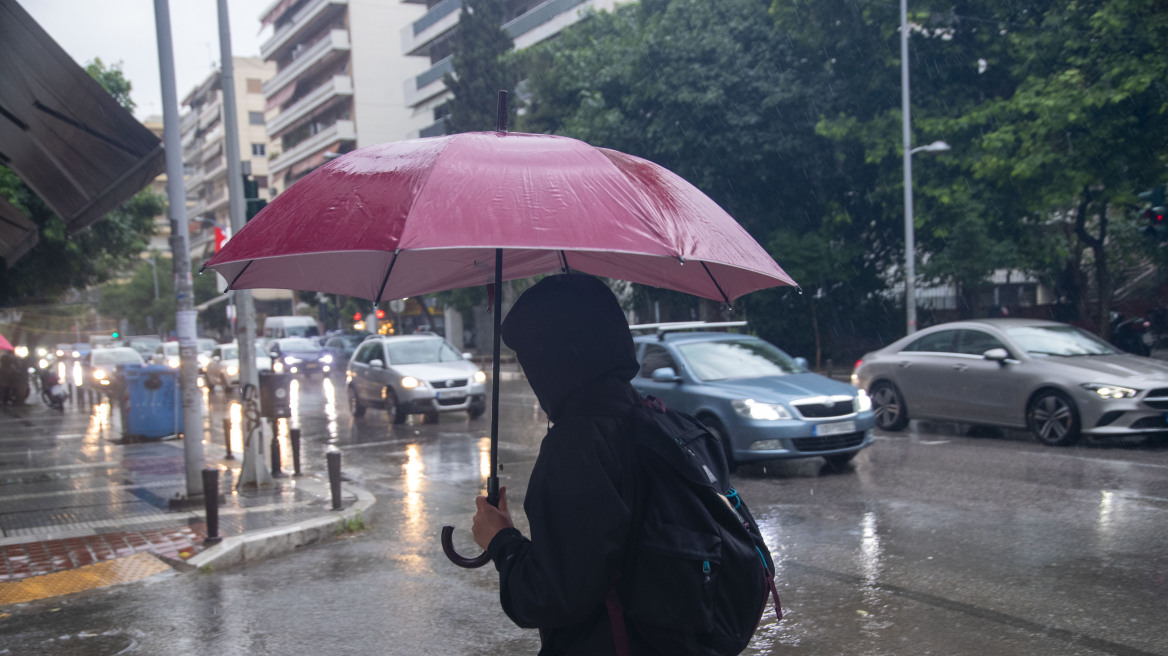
[0,333,13,351]
[204,117,796,567]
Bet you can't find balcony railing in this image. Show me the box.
[504,0,589,41]
[261,0,348,61]
[269,119,356,176]
[267,75,354,137]
[263,29,351,100]
[401,0,461,56]
[404,56,453,107]
[197,101,221,130]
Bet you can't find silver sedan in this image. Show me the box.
[851,318,1168,446]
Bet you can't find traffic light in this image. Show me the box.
[353,312,362,321]
[1139,184,1167,240]
[243,174,267,221]
[111,331,119,339]
[375,309,386,319]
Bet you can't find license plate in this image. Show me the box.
[437,391,466,400]
[814,420,855,436]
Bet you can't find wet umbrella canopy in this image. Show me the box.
[204,105,796,566]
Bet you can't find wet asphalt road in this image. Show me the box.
[1,375,1167,656]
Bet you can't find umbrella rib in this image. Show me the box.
[559,250,570,274]
[700,262,731,305]
[227,260,253,291]
[374,250,400,305]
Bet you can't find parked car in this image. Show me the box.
[346,334,487,423]
[267,337,332,377]
[204,341,273,389]
[322,332,373,371]
[629,322,876,468]
[851,318,1168,446]
[81,347,144,395]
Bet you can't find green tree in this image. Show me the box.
[85,58,135,112]
[443,0,517,133]
[98,254,226,337]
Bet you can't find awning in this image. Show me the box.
[0,195,38,265]
[0,0,166,265]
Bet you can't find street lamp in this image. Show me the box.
[901,0,950,334]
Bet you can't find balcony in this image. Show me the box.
[401,0,461,56]
[203,157,227,184]
[267,75,353,137]
[263,29,351,100]
[269,119,355,177]
[403,56,453,108]
[261,0,348,62]
[197,101,221,131]
[180,110,197,134]
[504,0,589,47]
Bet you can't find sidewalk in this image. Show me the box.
[0,396,373,606]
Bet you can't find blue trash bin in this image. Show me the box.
[123,364,182,439]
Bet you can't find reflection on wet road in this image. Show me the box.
[2,376,1166,656]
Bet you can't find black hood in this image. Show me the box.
[501,274,638,421]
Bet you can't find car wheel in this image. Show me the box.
[699,415,736,472]
[1027,390,1081,446]
[467,402,486,420]
[870,381,909,431]
[423,410,440,424]
[385,388,407,425]
[348,385,365,418]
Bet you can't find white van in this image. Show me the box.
[263,316,320,340]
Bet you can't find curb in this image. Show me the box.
[187,479,375,572]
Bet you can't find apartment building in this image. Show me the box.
[181,57,276,255]
[259,0,429,195]
[401,0,618,137]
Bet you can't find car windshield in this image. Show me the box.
[1005,325,1120,357]
[197,339,217,353]
[277,338,317,351]
[94,349,143,365]
[677,338,805,381]
[161,343,179,355]
[384,338,463,365]
[221,346,239,360]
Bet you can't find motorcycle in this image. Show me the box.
[1109,312,1153,356]
[39,369,68,410]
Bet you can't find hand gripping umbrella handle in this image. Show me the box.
[441,476,499,569]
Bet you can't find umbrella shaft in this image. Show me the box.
[488,248,503,506]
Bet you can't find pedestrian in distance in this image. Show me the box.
[471,274,779,656]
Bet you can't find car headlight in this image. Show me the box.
[273,361,284,373]
[320,354,333,364]
[401,376,421,389]
[93,369,106,380]
[854,389,872,412]
[168,357,179,368]
[285,356,302,365]
[1082,383,1137,399]
[473,370,486,384]
[227,366,238,376]
[72,351,81,358]
[732,399,792,420]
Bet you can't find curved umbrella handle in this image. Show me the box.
[440,525,491,568]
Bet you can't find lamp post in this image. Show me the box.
[901,0,949,334]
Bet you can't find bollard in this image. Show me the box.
[290,427,302,476]
[202,468,222,545]
[270,428,283,478]
[222,418,234,460]
[327,449,342,510]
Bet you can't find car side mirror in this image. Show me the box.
[794,357,810,370]
[370,358,385,369]
[462,352,473,360]
[650,367,682,383]
[983,348,1010,363]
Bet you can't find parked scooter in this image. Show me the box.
[39,369,68,410]
[1109,312,1153,356]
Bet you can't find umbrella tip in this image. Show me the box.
[496,90,508,132]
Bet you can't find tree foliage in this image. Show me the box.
[443,0,518,133]
[97,253,225,337]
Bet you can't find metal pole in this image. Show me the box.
[901,0,917,335]
[327,449,342,510]
[202,468,221,545]
[290,427,301,476]
[218,0,264,488]
[154,0,206,497]
[222,417,234,459]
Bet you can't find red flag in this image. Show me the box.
[213,226,226,252]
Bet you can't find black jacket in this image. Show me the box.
[492,274,653,655]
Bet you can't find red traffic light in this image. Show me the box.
[353,312,362,321]
[376,309,386,319]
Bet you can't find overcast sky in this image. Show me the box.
[20,0,275,120]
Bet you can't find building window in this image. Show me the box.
[248,111,264,125]
[251,143,267,157]
[246,78,262,94]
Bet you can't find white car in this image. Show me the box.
[204,341,273,390]
[346,335,487,423]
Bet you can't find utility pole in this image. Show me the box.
[154,0,205,498]
[218,0,270,488]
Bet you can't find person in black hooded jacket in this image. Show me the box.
[471,273,655,655]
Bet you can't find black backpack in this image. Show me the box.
[606,396,782,656]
